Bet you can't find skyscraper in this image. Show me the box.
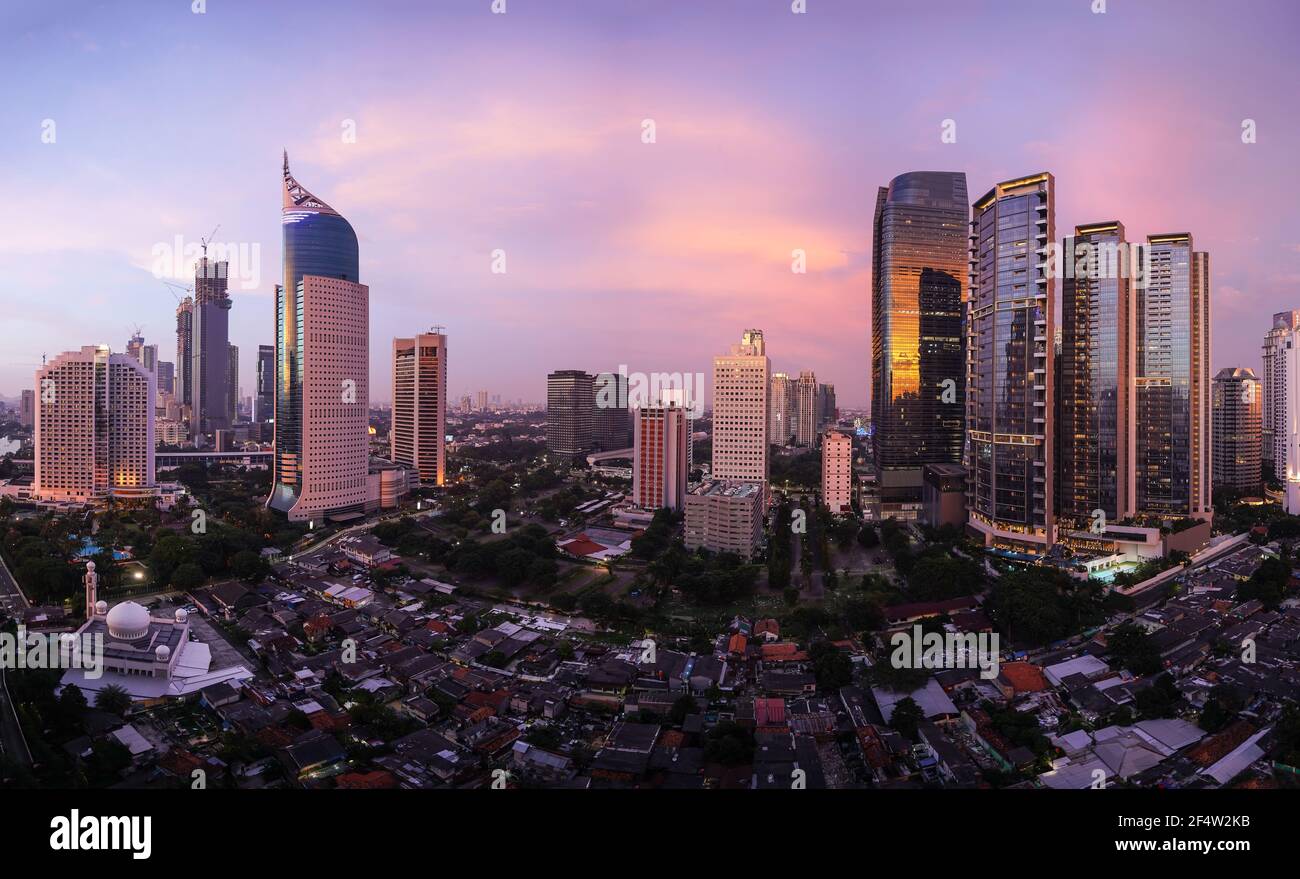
[34,346,155,502]
[1058,221,1137,526]
[156,360,175,398]
[227,343,239,425]
[822,429,852,513]
[712,329,770,493]
[1135,234,1212,519]
[1260,310,1300,481]
[392,331,447,486]
[593,371,631,451]
[547,370,594,464]
[1211,367,1262,494]
[768,372,794,447]
[267,153,369,522]
[175,296,194,414]
[632,399,688,511]
[965,172,1055,553]
[872,171,967,520]
[191,255,231,439]
[817,382,836,428]
[19,389,34,428]
[794,369,818,447]
[256,344,275,422]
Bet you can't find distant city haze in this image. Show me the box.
[2,0,1298,408]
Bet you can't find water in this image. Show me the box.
[0,436,19,455]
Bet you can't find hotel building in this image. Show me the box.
[1261,310,1300,480]
[1211,367,1262,494]
[712,329,770,493]
[632,398,689,511]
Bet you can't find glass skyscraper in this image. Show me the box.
[268,153,369,521]
[1058,221,1136,526]
[1135,234,1212,519]
[870,171,967,519]
[965,173,1055,553]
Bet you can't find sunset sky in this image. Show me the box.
[3,0,1298,408]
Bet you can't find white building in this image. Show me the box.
[34,345,156,503]
[711,330,769,495]
[391,331,447,485]
[1261,310,1300,478]
[822,429,853,513]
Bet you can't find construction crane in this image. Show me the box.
[161,280,193,304]
[200,224,221,258]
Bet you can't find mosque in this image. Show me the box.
[58,561,254,703]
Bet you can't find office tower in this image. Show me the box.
[632,399,689,511]
[156,361,175,397]
[817,383,836,428]
[175,297,194,411]
[712,329,770,492]
[190,254,231,439]
[19,389,35,428]
[267,153,370,522]
[593,370,631,451]
[1276,327,1300,512]
[872,171,968,519]
[1135,234,1212,519]
[476,390,488,412]
[1058,222,1137,527]
[768,372,795,447]
[127,331,145,365]
[256,345,275,422]
[966,172,1055,553]
[822,429,852,513]
[227,344,239,425]
[1261,310,1300,480]
[547,370,594,464]
[392,331,447,485]
[1211,367,1262,494]
[33,345,155,502]
[794,370,818,447]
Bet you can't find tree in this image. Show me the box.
[669,694,697,725]
[172,563,205,589]
[1107,623,1162,676]
[889,696,923,741]
[95,684,131,716]
[810,641,853,689]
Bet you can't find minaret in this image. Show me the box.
[83,561,98,619]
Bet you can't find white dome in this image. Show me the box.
[174,608,189,624]
[155,645,171,662]
[85,560,96,572]
[95,600,108,615]
[106,601,151,641]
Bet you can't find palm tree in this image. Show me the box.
[95,684,131,716]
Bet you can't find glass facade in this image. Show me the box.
[1058,223,1135,525]
[1135,235,1211,517]
[871,171,967,507]
[965,173,1055,551]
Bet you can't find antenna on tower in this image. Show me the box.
[431,325,446,335]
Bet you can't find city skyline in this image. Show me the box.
[4,0,1300,408]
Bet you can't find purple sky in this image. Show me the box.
[3,0,1298,408]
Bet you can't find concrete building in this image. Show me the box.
[921,463,966,530]
[19,388,34,428]
[547,370,594,465]
[1135,234,1212,520]
[965,172,1056,554]
[267,153,370,523]
[1273,322,1300,514]
[817,383,836,428]
[391,331,447,486]
[684,480,763,559]
[1260,310,1300,481]
[711,330,770,493]
[34,345,156,503]
[632,399,688,511]
[769,372,795,447]
[191,255,232,439]
[1211,367,1262,494]
[1058,221,1138,528]
[821,429,853,513]
[174,296,194,415]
